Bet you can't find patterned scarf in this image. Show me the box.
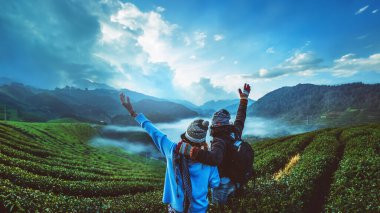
[174,140,192,213]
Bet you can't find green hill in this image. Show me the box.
[250,83,380,126]
[0,121,166,212]
[0,121,379,212]
[0,83,198,123]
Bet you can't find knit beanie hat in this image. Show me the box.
[185,119,209,143]
[211,109,231,127]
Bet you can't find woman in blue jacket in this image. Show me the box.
[120,93,220,213]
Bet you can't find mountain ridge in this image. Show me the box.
[1,79,380,126]
[0,83,198,124]
[250,82,380,125]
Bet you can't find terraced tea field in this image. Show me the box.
[0,121,166,212]
[0,121,379,212]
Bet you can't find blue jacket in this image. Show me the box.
[135,113,220,213]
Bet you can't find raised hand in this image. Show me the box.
[119,93,137,117]
[238,83,251,100]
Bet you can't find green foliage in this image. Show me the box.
[281,130,342,212]
[218,125,379,213]
[325,127,380,212]
[0,178,165,212]
[250,83,380,125]
[0,83,198,123]
[1,121,379,212]
[253,133,315,177]
[0,121,166,212]
[47,118,81,123]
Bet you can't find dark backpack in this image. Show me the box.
[227,139,254,186]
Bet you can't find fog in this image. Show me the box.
[156,115,317,139]
[102,125,145,133]
[242,116,317,138]
[90,137,162,159]
[90,116,317,158]
[90,117,209,159]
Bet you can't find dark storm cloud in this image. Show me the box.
[0,0,113,88]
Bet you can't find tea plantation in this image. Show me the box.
[0,121,379,212]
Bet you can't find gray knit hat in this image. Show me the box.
[185,119,209,143]
[211,109,231,127]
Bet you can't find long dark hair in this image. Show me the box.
[210,125,240,140]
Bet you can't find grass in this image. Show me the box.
[0,121,379,212]
[223,124,380,213]
[273,153,300,181]
[325,126,380,212]
[0,121,166,212]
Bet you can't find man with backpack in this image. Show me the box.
[176,83,254,209]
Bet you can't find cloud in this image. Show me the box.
[213,34,224,41]
[184,36,191,46]
[194,31,207,48]
[373,9,378,14]
[110,3,176,65]
[247,52,380,79]
[332,53,380,77]
[93,2,224,101]
[0,0,113,88]
[356,34,369,40]
[266,47,275,54]
[92,3,179,97]
[287,52,322,65]
[293,41,311,54]
[355,5,369,15]
[5,0,377,105]
[251,52,323,78]
[0,0,224,103]
[188,78,235,104]
[156,6,165,13]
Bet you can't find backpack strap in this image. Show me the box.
[233,126,242,141]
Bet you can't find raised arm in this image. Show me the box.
[120,93,175,157]
[234,83,251,139]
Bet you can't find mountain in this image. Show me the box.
[169,99,200,111]
[70,79,115,90]
[0,77,15,85]
[0,83,198,123]
[111,99,198,125]
[200,99,240,110]
[200,99,255,115]
[223,99,255,114]
[250,83,380,125]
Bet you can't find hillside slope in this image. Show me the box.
[0,83,198,123]
[222,123,380,212]
[250,83,380,125]
[0,121,166,212]
[0,121,379,212]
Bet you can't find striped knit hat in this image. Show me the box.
[211,109,231,127]
[185,119,209,143]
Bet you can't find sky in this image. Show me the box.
[0,0,380,105]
